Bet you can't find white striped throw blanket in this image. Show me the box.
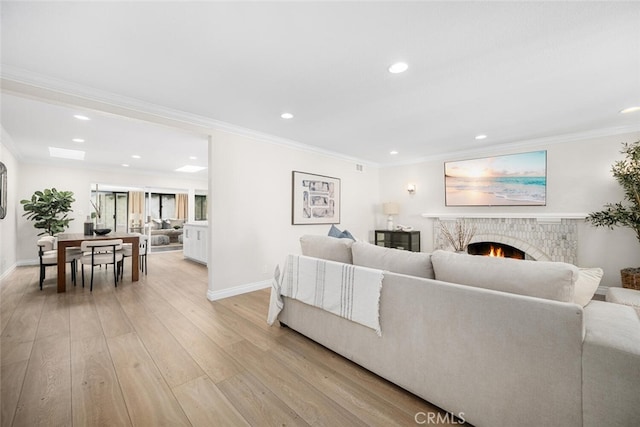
[268,254,384,336]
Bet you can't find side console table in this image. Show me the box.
[374,230,421,252]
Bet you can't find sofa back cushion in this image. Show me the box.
[431,250,579,303]
[352,241,435,279]
[300,235,353,264]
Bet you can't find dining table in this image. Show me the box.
[56,232,140,293]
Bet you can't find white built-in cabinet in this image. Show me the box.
[183,222,208,265]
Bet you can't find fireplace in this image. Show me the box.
[467,242,525,260]
[431,217,580,264]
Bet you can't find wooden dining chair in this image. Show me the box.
[80,239,124,291]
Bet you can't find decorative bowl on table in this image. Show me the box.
[94,228,111,236]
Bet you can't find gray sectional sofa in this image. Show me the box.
[149,219,184,246]
[271,235,640,427]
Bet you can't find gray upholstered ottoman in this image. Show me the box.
[150,235,170,246]
[606,287,640,316]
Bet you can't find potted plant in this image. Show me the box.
[20,188,75,236]
[587,140,640,289]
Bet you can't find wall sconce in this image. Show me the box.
[407,183,416,194]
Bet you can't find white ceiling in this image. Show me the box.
[1,93,209,177]
[1,1,639,172]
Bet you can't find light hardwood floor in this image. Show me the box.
[1,251,464,426]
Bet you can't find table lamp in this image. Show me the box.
[383,202,399,231]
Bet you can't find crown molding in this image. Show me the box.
[381,125,640,168]
[1,66,380,168]
[5,65,637,170]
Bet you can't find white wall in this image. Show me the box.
[16,162,207,263]
[207,130,379,299]
[8,123,637,292]
[0,132,19,279]
[378,131,640,287]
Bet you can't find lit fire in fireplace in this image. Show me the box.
[468,242,525,259]
[488,245,504,257]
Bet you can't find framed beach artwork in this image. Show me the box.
[292,171,341,224]
[444,150,547,206]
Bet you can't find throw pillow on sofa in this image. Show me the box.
[300,235,354,264]
[168,218,185,229]
[574,267,603,306]
[431,250,581,304]
[328,224,355,240]
[352,241,435,279]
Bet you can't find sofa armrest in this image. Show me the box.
[582,300,640,427]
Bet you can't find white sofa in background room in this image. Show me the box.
[149,218,184,246]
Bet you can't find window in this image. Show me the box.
[149,193,176,220]
[92,191,128,232]
[195,194,207,220]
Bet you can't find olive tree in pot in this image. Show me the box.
[20,188,75,236]
[587,140,640,289]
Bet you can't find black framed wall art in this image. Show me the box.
[292,171,341,225]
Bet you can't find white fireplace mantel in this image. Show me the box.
[421,212,588,224]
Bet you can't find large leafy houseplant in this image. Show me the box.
[587,140,640,288]
[21,188,75,236]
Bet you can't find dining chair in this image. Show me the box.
[37,236,81,290]
[139,234,149,275]
[120,234,148,280]
[80,239,124,291]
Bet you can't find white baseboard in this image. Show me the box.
[207,279,271,301]
[1,259,40,282]
[0,264,17,282]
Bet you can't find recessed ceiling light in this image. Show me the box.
[189,156,197,160]
[388,62,408,74]
[73,114,90,120]
[475,134,488,140]
[72,138,85,143]
[49,147,85,160]
[390,150,399,155]
[175,165,207,173]
[281,112,294,119]
[122,164,130,167]
[131,155,141,159]
[620,106,640,114]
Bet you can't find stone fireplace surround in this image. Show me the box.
[424,214,586,265]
